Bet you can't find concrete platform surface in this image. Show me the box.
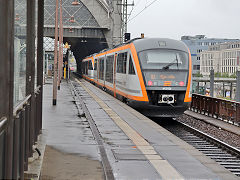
[41,79,104,180]
[40,78,239,180]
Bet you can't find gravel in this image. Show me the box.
[176,114,240,149]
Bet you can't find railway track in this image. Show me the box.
[159,120,240,177]
[73,74,240,177]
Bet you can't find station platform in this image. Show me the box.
[40,78,239,180]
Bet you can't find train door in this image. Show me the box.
[113,53,117,97]
[116,51,127,93]
[98,58,100,81]
[126,51,138,95]
[98,57,105,86]
[94,58,98,81]
[103,55,106,87]
[86,61,88,75]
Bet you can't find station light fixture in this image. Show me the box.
[15,14,20,21]
[69,27,73,33]
[72,0,80,5]
[69,16,75,23]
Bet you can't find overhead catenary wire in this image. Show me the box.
[127,0,142,21]
[127,0,159,23]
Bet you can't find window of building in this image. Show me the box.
[193,65,200,70]
[197,49,202,53]
[197,56,200,60]
[117,52,127,74]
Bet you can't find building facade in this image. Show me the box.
[200,41,240,76]
[181,35,239,75]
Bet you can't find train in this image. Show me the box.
[80,38,192,117]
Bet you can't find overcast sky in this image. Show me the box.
[127,0,240,40]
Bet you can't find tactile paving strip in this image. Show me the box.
[75,78,184,180]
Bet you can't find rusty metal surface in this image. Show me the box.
[191,93,240,125]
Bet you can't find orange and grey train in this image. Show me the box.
[81,38,192,117]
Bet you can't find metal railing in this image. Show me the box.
[0,117,7,133]
[0,85,42,179]
[190,93,240,125]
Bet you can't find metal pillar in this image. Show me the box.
[230,82,233,99]
[210,69,214,97]
[26,0,36,156]
[37,0,44,132]
[58,0,63,90]
[122,0,127,42]
[196,82,199,94]
[223,82,225,97]
[118,0,134,43]
[67,50,70,79]
[236,71,240,102]
[0,1,14,178]
[53,0,59,105]
[204,82,207,95]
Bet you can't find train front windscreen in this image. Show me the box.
[139,49,189,87]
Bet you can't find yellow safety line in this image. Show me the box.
[75,78,184,180]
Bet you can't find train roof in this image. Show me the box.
[82,38,189,60]
[132,38,189,53]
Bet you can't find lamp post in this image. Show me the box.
[58,0,63,90]
[53,0,59,105]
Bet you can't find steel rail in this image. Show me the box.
[178,121,240,157]
[162,120,240,177]
[69,80,114,180]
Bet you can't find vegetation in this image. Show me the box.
[213,72,236,78]
[194,71,203,77]
[216,96,233,101]
[214,72,221,77]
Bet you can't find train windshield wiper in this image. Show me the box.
[162,55,179,70]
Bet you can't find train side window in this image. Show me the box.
[106,55,114,83]
[117,52,127,74]
[128,56,136,75]
[94,60,97,70]
[88,60,93,70]
[99,58,104,80]
[86,62,88,75]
